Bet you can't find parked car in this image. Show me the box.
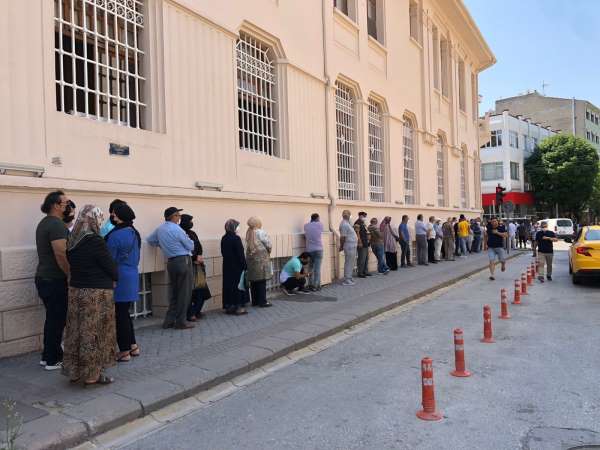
[568,225,600,284]
[537,218,574,240]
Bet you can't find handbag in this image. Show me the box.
[194,264,207,289]
[238,270,247,291]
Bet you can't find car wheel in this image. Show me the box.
[572,274,580,285]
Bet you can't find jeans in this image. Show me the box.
[35,277,68,365]
[250,279,267,306]
[282,276,306,291]
[537,252,554,277]
[115,302,137,352]
[472,235,481,253]
[308,250,323,288]
[371,244,389,273]
[165,255,193,327]
[356,247,369,276]
[343,244,357,281]
[459,237,468,256]
[399,240,411,266]
[187,288,207,319]
[416,235,428,264]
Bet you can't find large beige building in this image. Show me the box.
[0,0,494,358]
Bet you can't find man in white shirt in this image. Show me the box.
[339,210,358,286]
[415,214,428,266]
[508,221,517,250]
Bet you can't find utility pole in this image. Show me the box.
[541,81,549,96]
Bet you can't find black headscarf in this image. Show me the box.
[105,203,141,248]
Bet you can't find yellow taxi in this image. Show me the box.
[569,225,600,284]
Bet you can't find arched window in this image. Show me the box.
[236,32,277,156]
[436,135,446,207]
[403,119,416,205]
[460,148,467,208]
[335,82,357,200]
[368,99,384,202]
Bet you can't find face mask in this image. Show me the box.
[109,216,118,226]
[63,214,75,224]
[235,225,240,233]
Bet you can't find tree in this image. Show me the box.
[525,134,599,218]
[585,173,600,222]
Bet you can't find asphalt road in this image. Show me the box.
[118,244,600,450]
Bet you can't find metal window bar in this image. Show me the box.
[460,151,466,208]
[436,138,445,207]
[368,99,384,202]
[54,0,146,129]
[131,272,152,319]
[335,83,357,200]
[236,33,277,156]
[266,257,289,293]
[403,121,415,204]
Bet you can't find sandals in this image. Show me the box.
[129,345,141,357]
[84,374,114,386]
[116,352,131,362]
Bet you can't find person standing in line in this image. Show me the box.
[304,213,324,291]
[415,214,428,266]
[64,205,118,385]
[457,215,470,257]
[100,199,127,238]
[221,219,248,315]
[35,191,70,371]
[535,221,558,282]
[426,216,437,264]
[517,221,528,249]
[442,217,455,261]
[453,217,460,256]
[471,218,482,253]
[368,218,389,274]
[433,218,443,262]
[398,215,413,267]
[245,217,274,307]
[467,219,474,253]
[179,214,212,320]
[339,210,358,286]
[63,200,77,232]
[381,216,399,271]
[354,212,371,278]
[486,217,508,281]
[508,220,517,250]
[105,203,141,362]
[147,207,195,329]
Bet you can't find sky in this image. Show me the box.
[463,0,600,113]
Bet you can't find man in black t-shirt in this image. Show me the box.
[486,218,508,281]
[535,221,558,282]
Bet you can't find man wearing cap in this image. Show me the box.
[147,207,195,329]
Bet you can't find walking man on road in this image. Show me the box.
[147,207,195,330]
[339,210,358,286]
[535,221,558,282]
[486,217,508,281]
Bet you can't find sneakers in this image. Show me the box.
[40,360,47,366]
[342,279,356,286]
[44,361,63,371]
[501,262,506,272]
[281,287,296,296]
[298,287,311,294]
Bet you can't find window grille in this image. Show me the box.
[436,137,445,207]
[131,272,152,319]
[403,120,416,204]
[266,256,289,293]
[236,33,277,156]
[54,0,147,129]
[460,150,467,208]
[368,99,384,202]
[335,83,357,200]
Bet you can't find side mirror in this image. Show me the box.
[564,238,572,244]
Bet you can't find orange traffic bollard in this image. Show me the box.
[521,273,528,295]
[450,329,471,377]
[481,305,495,343]
[531,261,537,277]
[499,288,511,319]
[416,357,443,421]
[512,280,521,305]
[527,268,533,286]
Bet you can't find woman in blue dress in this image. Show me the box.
[105,203,141,362]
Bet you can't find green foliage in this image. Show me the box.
[586,173,600,220]
[524,134,600,217]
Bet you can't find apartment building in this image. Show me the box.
[0,0,494,357]
[496,91,600,154]
[480,110,555,216]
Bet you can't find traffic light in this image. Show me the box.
[495,184,506,206]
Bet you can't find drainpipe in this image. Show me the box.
[322,0,339,279]
[572,97,576,135]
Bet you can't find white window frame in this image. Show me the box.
[481,162,503,181]
[403,120,416,205]
[54,0,148,129]
[484,130,502,148]
[236,32,278,157]
[368,99,385,202]
[335,82,358,200]
[509,130,518,148]
[409,0,422,44]
[436,136,446,207]
[510,162,520,181]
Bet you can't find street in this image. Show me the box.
[96,244,600,450]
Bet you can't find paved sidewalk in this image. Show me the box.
[0,251,526,450]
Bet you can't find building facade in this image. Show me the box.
[480,110,555,216]
[496,91,600,154]
[0,0,494,358]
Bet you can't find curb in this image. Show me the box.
[18,252,525,450]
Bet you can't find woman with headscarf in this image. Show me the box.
[179,214,212,321]
[64,205,118,386]
[105,203,141,362]
[381,216,399,271]
[221,219,248,315]
[245,217,273,308]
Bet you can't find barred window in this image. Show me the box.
[460,150,467,208]
[403,120,416,205]
[236,33,278,156]
[54,0,147,129]
[436,136,446,207]
[336,83,357,200]
[368,99,384,202]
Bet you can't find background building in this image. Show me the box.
[496,91,600,154]
[480,110,555,217]
[0,0,494,358]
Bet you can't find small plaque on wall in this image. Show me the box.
[109,143,130,156]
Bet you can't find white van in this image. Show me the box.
[537,218,574,239]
